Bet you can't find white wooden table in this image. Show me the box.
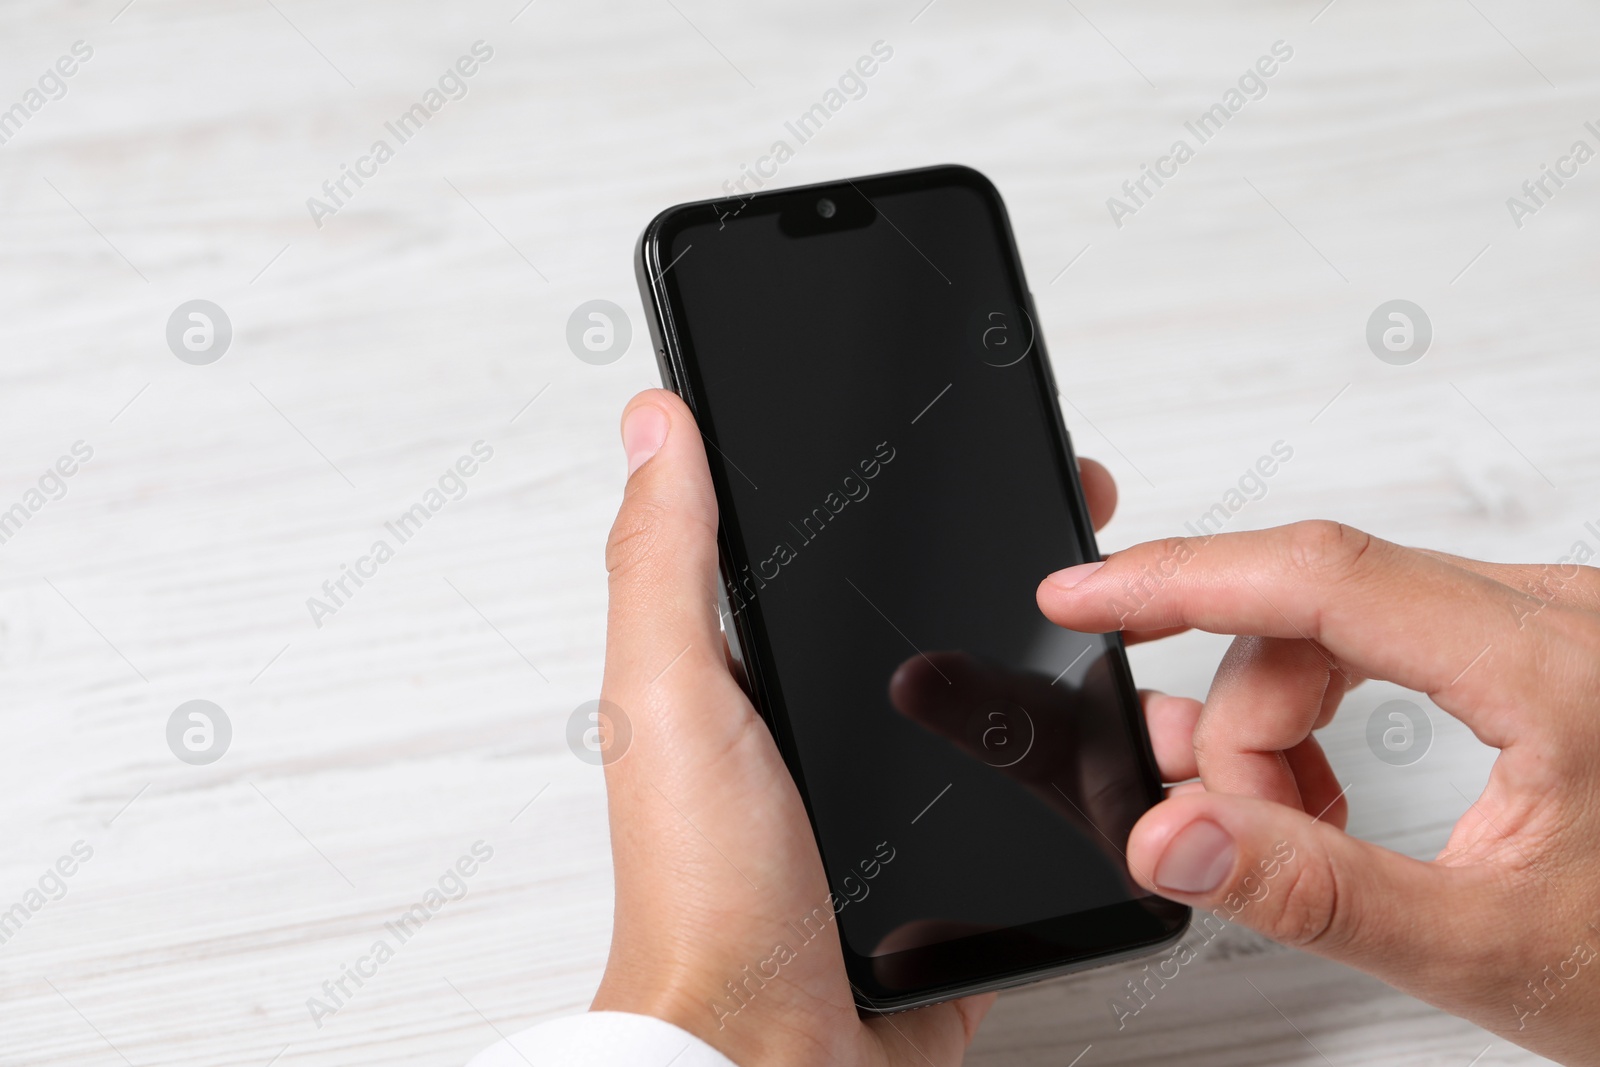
[1,0,1592,1063]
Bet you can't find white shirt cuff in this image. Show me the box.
[466,1010,740,1067]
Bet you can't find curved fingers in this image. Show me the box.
[1037,521,1551,747]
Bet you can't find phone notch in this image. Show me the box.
[778,186,877,237]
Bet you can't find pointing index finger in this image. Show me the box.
[1036,521,1540,741]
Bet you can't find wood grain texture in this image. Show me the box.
[0,0,1592,1063]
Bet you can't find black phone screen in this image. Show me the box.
[641,166,1186,1007]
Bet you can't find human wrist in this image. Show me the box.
[592,965,820,1067]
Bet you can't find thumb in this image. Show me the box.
[866,994,997,1066]
[602,390,725,722]
[1125,792,1495,999]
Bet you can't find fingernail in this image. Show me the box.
[623,404,669,475]
[1153,820,1236,894]
[1046,560,1105,590]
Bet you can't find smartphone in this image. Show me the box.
[635,164,1188,1012]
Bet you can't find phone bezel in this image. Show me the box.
[634,164,1189,1013]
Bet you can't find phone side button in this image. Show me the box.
[717,579,753,696]
[1027,291,1060,397]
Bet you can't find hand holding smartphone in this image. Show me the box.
[634,165,1187,1012]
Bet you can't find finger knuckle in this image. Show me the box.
[1515,561,1600,615]
[605,496,670,579]
[1545,604,1600,645]
[1265,852,1345,950]
[1282,520,1375,584]
[1537,607,1600,698]
[1561,563,1600,604]
[1152,536,1193,563]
